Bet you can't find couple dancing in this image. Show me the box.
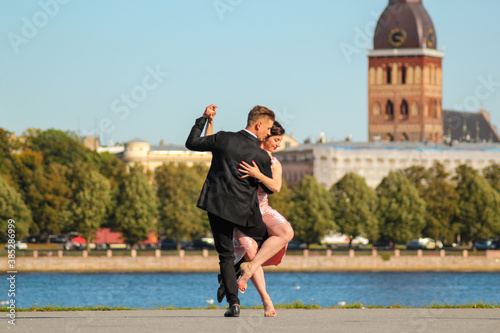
[186,104,294,317]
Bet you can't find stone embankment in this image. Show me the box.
[3,249,500,272]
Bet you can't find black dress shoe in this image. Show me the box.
[224,304,240,317]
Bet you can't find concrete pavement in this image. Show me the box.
[4,308,499,333]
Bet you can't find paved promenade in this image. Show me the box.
[4,308,499,333]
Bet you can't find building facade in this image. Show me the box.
[368,0,444,143]
[276,142,500,189]
[99,134,299,172]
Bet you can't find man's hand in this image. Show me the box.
[203,104,218,119]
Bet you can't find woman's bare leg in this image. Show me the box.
[239,223,294,287]
[244,247,276,316]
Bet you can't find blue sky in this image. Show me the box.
[1,0,499,146]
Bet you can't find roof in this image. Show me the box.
[443,110,500,143]
[149,144,189,152]
[373,0,437,50]
[275,140,500,153]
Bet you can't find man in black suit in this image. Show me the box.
[186,104,275,317]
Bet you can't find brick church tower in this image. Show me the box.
[368,0,444,142]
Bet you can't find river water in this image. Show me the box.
[2,272,499,308]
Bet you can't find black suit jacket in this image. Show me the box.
[186,117,273,227]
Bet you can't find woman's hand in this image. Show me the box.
[203,104,217,119]
[238,160,263,180]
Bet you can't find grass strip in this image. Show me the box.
[0,300,497,312]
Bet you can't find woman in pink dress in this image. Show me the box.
[205,111,294,317]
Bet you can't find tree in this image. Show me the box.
[69,169,112,250]
[25,128,92,167]
[453,165,500,244]
[12,149,72,240]
[114,166,159,247]
[268,179,294,218]
[483,163,500,193]
[329,172,379,247]
[421,163,460,243]
[0,176,33,240]
[288,175,334,248]
[155,163,209,249]
[404,163,460,243]
[97,154,127,228]
[0,128,18,178]
[376,170,426,244]
[402,165,430,194]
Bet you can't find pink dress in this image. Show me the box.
[233,156,290,266]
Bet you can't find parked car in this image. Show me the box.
[49,235,66,243]
[287,241,307,250]
[474,240,499,250]
[4,241,28,250]
[406,238,443,250]
[27,235,40,243]
[373,240,394,249]
[159,238,178,250]
[64,240,83,250]
[320,232,369,248]
[186,238,215,250]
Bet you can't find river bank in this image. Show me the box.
[5,250,500,272]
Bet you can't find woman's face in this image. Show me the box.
[262,135,284,152]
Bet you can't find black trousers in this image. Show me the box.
[208,212,267,306]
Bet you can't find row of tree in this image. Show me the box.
[282,161,500,248]
[1,128,500,249]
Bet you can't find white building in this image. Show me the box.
[275,141,500,188]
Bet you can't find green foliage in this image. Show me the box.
[401,165,430,194]
[69,168,112,249]
[454,164,500,242]
[483,163,500,193]
[329,172,379,245]
[404,163,460,243]
[376,170,426,243]
[268,179,294,218]
[97,154,127,228]
[0,176,33,239]
[155,163,209,247]
[288,175,334,248]
[421,163,460,243]
[0,128,18,178]
[25,128,92,166]
[12,149,72,238]
[114,166,159,246]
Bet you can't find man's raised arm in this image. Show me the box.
[185,104,218,151]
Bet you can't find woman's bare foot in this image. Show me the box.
[237,262,254,293]
[263,298,277,317]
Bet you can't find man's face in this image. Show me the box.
[256,118,274,141]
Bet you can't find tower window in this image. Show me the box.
[387,67,392,84]
[386,100,394,120]
[373,102,381,116]
[401,100,409,120]
[401,66,407,84]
